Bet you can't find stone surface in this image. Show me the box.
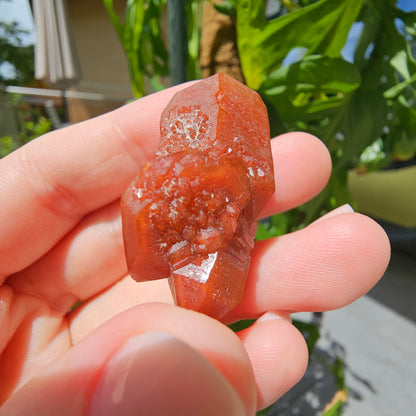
[121,73,274,319]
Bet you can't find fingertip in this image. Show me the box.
[239,315,308,411]
[90,331,245,416]
[306,211,391,307]
[234,210,391,317]
[349,212,391,280]
[263,132,332,216]
[71,302,257,415]
[310,203,355,225]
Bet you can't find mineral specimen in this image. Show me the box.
[121,72,275,319]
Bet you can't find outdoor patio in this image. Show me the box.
[266,243,416,415]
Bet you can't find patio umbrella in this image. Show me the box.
[33,0,81,123]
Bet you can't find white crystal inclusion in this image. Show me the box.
[174,252,218,284]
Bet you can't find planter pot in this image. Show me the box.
[348,165,416,255]
[348,165,416,228]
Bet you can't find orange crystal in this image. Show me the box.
[121,73,275,319]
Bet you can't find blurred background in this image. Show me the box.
[0,1,415,415]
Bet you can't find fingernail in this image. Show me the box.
[257,311,292,324]
[311,204,354,225]
[90,331,245,416]
[90,331,175,416]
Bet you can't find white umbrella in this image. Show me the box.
[33,0,81,122]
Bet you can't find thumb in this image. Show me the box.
[91,331,245,416]
[0,330,244,416]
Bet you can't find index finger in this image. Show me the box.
[0,84,190,279]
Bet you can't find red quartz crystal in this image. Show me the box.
[121,73,275,319]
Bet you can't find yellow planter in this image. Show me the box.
[348,165,416,228]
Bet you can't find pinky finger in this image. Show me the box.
[238,312,309,411]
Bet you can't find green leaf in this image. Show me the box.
[398,9,416,37]
[385,96,416,161]
[186,0,202,80]
[32,116,52,138]
[236,0,365,89]
[330,357,347,391]
[353,2,382,70]
[213,0,236,17]
[228,319,255,332]
[102,0,124,39]
[384,47,416,99]
[300,184,332,224]
[384,72,416,99]
[336,86,387,171]
[293,319,321,356]
[259,55,361,122]
[0,135,17,158]
[390,49,412,79]
[148,76,166,92]
[255,221,277,241]
[103,0,169,97]
[256,209,302,239]
[357,139,390,172]
[256,404,273,416]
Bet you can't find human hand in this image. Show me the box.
[0,83,390,415]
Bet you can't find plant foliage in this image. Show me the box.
[104,0,415,230]
[0,20,34,86]
[235,0,416,232]
[103,0,169,97]
[102,1,415,412]
[0,95,51,157]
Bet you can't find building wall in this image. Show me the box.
[66,0,132,122]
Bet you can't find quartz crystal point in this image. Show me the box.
[121,73,275,319]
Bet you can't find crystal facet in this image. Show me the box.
[121,73,275,319]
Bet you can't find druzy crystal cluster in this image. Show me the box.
[121,73,274,319]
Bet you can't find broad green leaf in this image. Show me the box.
[236,0,365,89]
[398,9,416,38]
[353,1,382,70]
[260,55,361,122]
[336,86,387,171]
